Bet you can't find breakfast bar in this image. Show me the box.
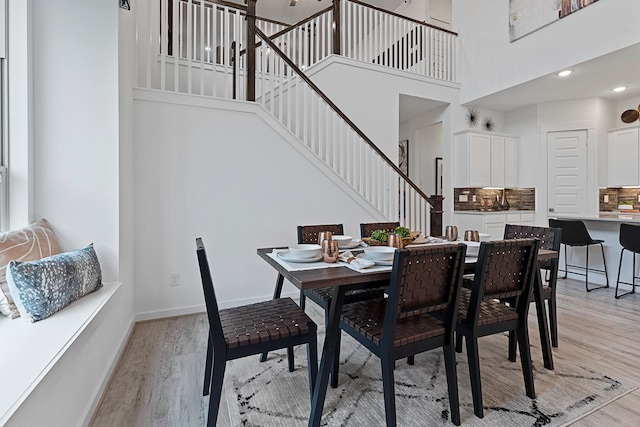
[550,214,640,289]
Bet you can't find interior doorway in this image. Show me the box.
[415,122,443,197]
[547,130,588,216]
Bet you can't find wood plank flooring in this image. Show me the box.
[89,278,640,426]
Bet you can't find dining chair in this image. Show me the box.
[615,223,640,298]
[504,224,562,353]
[339,244,466,426]
[548,218,609,292]
[196,238,318,426]
[360,221,400,239]
[455,238,540,419]
[294,223,387,388]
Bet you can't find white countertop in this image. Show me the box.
[553,213,640,222]
[454,210,535,215]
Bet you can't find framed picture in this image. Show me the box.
[399,140,408,175]
[435,157,443,196]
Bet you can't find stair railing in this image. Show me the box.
[252,26,437,233]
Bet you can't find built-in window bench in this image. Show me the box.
[0,282,122,425]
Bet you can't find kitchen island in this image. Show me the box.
[550,214,640,290]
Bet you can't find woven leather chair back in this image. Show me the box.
[196,238,225,346]
[504,224,561,251]
[474,238,539,302]
[360,222,400,238]
[297,224,344,244]
[387,244,466,321]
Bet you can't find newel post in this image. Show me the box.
[429,195,444,238]
[332,0,341,55]
[246,0,257,101]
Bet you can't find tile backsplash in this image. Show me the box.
[599,187,640,211]
[454,188,535,211]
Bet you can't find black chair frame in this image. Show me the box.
[549,218,609,292]
[339,244,467,426]
[504,224,562,351]
[615,223,640,299]
[197,238,318,426]
[455,238,540,419]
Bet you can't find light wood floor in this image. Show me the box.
[89,278,640,426]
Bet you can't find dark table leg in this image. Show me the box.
[533,262,554,370]
[309,286,347,427]
[260,274,285,363]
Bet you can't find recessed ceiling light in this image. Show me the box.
[612,86,627,92]
[557,70,572,77]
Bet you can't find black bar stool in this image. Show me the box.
[615,223,640,299]
[548,218,609,292]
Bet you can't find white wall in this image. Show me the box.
[453,0,640,105]
[133,91,385,317]
[5,1,135,425]
[32,0,120,280]
[308,56,460,175]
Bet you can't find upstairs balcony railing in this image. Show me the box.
[135,0,454,235]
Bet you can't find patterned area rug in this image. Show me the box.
[220,331,634,426]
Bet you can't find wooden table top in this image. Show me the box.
[257,247,557,291]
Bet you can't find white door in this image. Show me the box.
[547,130,588,216]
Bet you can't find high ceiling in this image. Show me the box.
[467,42,640,113]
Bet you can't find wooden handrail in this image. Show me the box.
[239,5,332,57]
[254,27,434,208]
[348,0,458,36]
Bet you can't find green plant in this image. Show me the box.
[621,201,634,205]
[394,226,410,238]
[370,230,388,243]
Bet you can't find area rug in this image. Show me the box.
[220,332,634,426]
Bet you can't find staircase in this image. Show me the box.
[135,0,458,235]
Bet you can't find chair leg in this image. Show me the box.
[381,355,397,427]
[548,296,558,347]
[443,344,461,426]
[206,354,226,427]
[507,330,517,362]
[307,330,318,401]
[300,289,306,309]
[465,336,484,418]
[516,327,536,399]
[407,355,415,365]
[203,334,213,396]
[455,333,463,353]
[287,346,295,372]
[616,249,638,298]
[561,245,568,279]
[586,243,609,292]
[330,330,341,388]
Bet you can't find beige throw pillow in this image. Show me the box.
[0,219,61,318]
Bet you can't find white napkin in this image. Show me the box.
[339,251,375,269]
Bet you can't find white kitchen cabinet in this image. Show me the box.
[608,126,640,186]
[454,131,519,188]
[453,212,536,241]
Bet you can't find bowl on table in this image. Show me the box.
[332,235,353,248]
[364,246,397,263]
[288,244,322,259]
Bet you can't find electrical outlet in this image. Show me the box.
[472,195,477,202]
[169,273,180,287]
[604,195,609,203]
[459,194,468,202]
[637,194,640,203]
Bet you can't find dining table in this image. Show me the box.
[257,243,558,427]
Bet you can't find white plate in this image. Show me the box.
[358,254,393,266]
[277,250,323,263]
[340,240,363,250]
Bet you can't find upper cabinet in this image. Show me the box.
[608,126,640,187]
[454,130,519,188]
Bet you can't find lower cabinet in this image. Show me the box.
[453,212,536,241]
